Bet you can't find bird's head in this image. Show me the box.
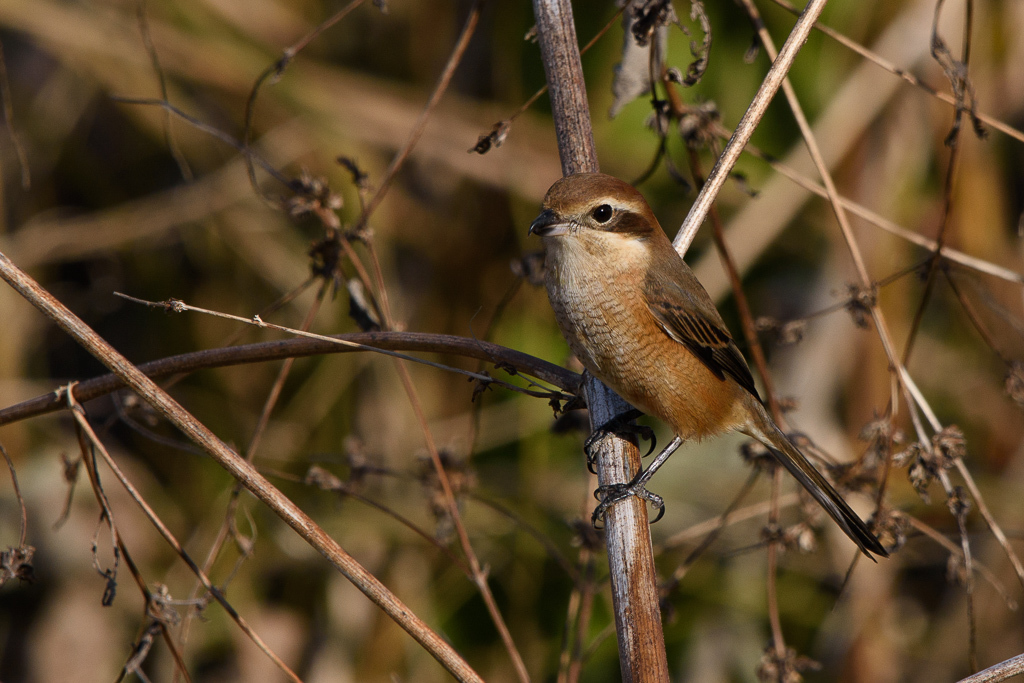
[528,173,661,242]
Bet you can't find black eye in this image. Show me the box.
[591,204,613,223]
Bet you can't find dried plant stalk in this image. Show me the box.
[0,250,484,683]
[533,1,670,680]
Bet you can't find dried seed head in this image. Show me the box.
[756,643,820,683]
[871,508,907,553]
[844,283,876,329]
[1005,361,1024,407]
[932,425,966,468]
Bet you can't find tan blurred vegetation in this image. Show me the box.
[0,0,1023,681]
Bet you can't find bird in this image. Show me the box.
[528,172,887,558]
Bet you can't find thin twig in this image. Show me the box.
[135,0,192,181]
[738,143,1024,285]
[907,516,1017,610]
[472,4,626,154]
[68,393,302,683]
[766,0,1024,145]
[675,0,832,252]
[357,1,482,226]
[245,280,330,462]
[0,330,579,426]
[901,0,974,365]
[243,0,369,192]
[953,457,1024,591]
[174,279,329,673]
[111,97,292,188]
[765,468,787,662]
[662,470,763,587]
[659,493,801,551]
[0,444,27,547]
[735,0,928,525]
[267,467,474,578]
[395,362,532,683]
[71,400,194,683]
[468,493,579,582]
[0,39,29,189]
[943,269,1009,364]
[0,249,483,682]
[684,146,781,420]
[361,252,533,677]
[113,293,574,401]
[341,0,485,330]
[330,9,529,675]
[903,363,1024,590]
[567,544,596,683]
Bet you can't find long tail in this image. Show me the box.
[742,403,888,559]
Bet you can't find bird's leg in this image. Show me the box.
[583,408,656,474]
[592,435,684,525]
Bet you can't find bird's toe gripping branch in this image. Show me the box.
[583,408,656,474]
[589,434,685,527]
[591,476,667,526]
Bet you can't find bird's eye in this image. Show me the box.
[591,204,613,223]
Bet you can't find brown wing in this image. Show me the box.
[645,278,760,400]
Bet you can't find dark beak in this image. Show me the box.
[528,209,569,237]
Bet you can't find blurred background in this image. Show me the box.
[0,0,1023,681]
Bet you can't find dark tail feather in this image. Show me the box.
[744,405,888,559]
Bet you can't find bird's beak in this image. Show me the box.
[528,209,569,237]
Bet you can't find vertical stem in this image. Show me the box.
[532,2,670,680]
[533,0,598,177]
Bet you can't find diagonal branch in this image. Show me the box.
[68,393,299,682]
[0,249,484,683]
[674,0,832,253]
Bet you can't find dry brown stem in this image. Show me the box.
[675,0,831,252]
[67,392,300,682]
[0,249,484,682]
[0,326,577,426]
[534,0,670,680]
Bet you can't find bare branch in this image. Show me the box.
[675,0,831,252]
[533,0,670,679]
[956,653,1024,683]
[0,329,578,426]
[68,393,301,683]
[0,39,29,189]
[0,249,484,683]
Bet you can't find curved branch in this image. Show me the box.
[0,331,580,426]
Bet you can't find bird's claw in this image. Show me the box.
[637,425,656,456]
[591,478,666,527]
[584,413,656,474]
[583,430,611,473]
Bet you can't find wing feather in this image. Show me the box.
[645,279,760,400]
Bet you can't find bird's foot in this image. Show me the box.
[591,475,666,527]
[583,410,656,474]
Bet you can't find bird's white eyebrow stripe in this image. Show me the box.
[598,200,641,213]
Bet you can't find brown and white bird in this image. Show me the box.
[529,172,886,558]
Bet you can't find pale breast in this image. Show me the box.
[544,237,748,440]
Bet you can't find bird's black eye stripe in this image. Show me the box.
[591,204,613,223]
